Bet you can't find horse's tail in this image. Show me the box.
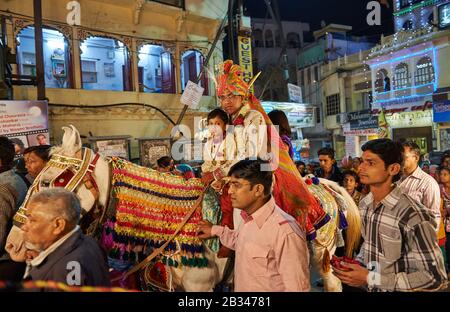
[342,193,361,258]
[318,178,361,258]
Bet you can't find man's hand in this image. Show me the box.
[332,262,369,288]
[197,220,214,239]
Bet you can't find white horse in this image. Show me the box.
[305,176,361,292]
[6,125,111,261]
[6,125,228,292]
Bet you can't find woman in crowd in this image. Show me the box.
[268,110,294,160]
[23,145,51,184]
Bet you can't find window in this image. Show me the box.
[375,69,389,93]
[181,50,208,95]
[394,63,410,89]
[287,32,301,49]
[402,20,413,30]
[80,36,131,91]
[138,44,175,93]
[299,70,304,86]
[314,66,319,82]
[253,29,263,47]
[415,56,434,85]
[265,29,274,48]
[16,26,72,88]
[326,94,340,116]
[275,30,281,47]
[81,60,97,83]
[307,67,311,84]
[428,12,435,26]
[149,0,184,9]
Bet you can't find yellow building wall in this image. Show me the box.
[1,0,224,159]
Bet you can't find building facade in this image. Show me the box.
[0,0,226,159]
[251,18,310,101]
[297,24,375,161]
[366,0,450,154]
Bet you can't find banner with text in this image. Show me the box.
[0,100,50,153]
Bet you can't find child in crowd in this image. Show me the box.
[342,170,363,206]
[201,108,237,257]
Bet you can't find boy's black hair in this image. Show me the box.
[438,166,449,175]
[228,158,273,196]
[157,156,173,168]
[361,138,403,182]
[317,147,335,160]
[295,160,306,167]
[23,145,52,162]
[207,108,229,124]
[0,136,15,170]
[342,170,360,184]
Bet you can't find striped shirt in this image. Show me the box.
[398,166,441,230]
[357,186,448,292]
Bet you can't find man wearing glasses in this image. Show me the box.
[197,158,311,292]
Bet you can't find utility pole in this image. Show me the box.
[228,0,237,63]
[263,0,290,100]
[33,0,46,100]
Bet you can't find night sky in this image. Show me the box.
[244,0,395,41]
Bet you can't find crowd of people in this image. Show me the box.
[0,59,449,293]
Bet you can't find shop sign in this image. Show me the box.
[287,83,303,103]
[386,110,432,128]
[238,36,254,93]
[347,109,378,130]
[433,100,450,122]
[0,100,50,152]
[262,102,315,128]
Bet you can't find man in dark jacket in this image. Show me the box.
[315,147,344,184]
[22,188,110,289]
[0,136,28,281]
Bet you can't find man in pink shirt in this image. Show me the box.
[197,158,311,292]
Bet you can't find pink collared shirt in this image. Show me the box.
[211,197,310,292]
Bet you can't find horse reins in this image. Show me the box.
[111,186,208,282]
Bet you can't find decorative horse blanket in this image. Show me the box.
[105,158,207,268]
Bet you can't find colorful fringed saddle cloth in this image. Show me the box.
[107,158,207,268]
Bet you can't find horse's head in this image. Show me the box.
[50,124,82,157]
[6,125,112,261]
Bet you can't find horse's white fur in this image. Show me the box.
[309,177,361,292]
[5,125,111,262]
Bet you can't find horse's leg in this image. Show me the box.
[311,242,342,292]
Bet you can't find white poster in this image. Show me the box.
[0,100,50,154]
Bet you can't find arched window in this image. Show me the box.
[181,50,208,95]
[265,29,274,48]
[274,29,281,47]
[415,56,434,85]
[138,44,175,94]
[287,32,301,49]
[80,36,131,91]
[402,20,413,30]
[375,69,389,93]
[253,29,263,48]
[394,63,410,90]
[16,26,72,88]
[428,13,434,26]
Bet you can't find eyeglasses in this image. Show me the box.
[228,181,252,190]
[218,93,238,102]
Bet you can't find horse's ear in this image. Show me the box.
[70,125,82,150]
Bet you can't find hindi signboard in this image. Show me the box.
[0,100,50,153]
[287,83,303,103]
[347,109,378,130]
[433,100,450,122]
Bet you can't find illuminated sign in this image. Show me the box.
[238,36,254,93]
[439,3,450,29]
